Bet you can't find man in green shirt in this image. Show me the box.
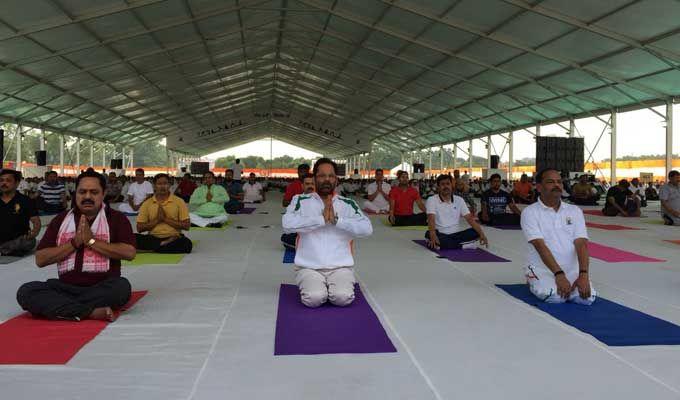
[189,171,229,228]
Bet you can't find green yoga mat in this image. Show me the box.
[191,221,232,231]
[123,241,197,266]
[123,253,185,266]
[644,219,665,225]
[380,218,429,231]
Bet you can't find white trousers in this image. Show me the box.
[117,203,139,214]
[363,200,389,213]
[295,267,356,308]
[525,265,597,305]
[189,213,228,227]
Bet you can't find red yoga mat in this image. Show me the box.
[664,240,680,245]
[586,222,641,231]
[0,290,147,365]
[582,210,604,216]
[588,243,665,263]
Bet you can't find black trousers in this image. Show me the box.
[16,277,131,320]
[0,237,36,256]
[424,228,479,249]
[393,213,428,226]
[281,233,297,249]
[135,233,193,254]
[478,212,521,226]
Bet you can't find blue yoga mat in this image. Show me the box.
[283,248,296,264]
[497,284,680,346]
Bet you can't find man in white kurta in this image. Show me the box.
[521,168,596,305]
[118,169,153,214]
[282,158,373,308]
[363,168,391,213]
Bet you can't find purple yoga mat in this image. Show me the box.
[274,284,397,355]
[238,207,256,214]
[413,240,511,262]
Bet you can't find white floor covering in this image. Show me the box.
[1,193,679,400]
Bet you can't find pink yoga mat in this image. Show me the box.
[0,291,147,365]
[588,242,665,263]
[586,222,641,231]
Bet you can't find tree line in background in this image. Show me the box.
[214,154,314,169]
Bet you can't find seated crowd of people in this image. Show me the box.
[2,159,678,321]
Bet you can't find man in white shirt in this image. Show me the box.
[363,169,391,213]
[282,158,372,308]
[243,173,265,203]
[230,159,243,183]
[425,174,488,249]
[520,168,596,305]
[118,169,153,214]
[660,170,680,226]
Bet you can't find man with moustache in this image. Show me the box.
[0,169,41,256]
[425,174,488,250]
[520,168,596,305]
[16,170,136,321]
[479,173,522,226]
[388,171,427,226]
[363,168,391,214]
[281,174,315,249]
[135,174,192,254]
[118,168,153,214]
[189,171,229,227]
[282,159,372,308]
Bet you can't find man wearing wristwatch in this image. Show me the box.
[0,169,41,257]
[520,168,596,305]
[16,170,136,321]
[282,158,373,308]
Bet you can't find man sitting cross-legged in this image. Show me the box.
[118,169,153,214]
[388,171,427,226]
[479,173,522,226]
[661,170,680,225]
[189,171,229,228]
[0,169,41,256]
[425,174,488,250]
[16,170,136,321]
[521,168,596,305]
[282,158,372,308]
[135,173,192,254]
[602,179,641,217]
[243,172,266,203]
[281,174,315,249]
[363,168,391,214]
[569,174,600,206]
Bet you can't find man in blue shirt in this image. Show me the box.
[223,169,244,214]
[479,173,522,226]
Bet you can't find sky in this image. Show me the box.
[205,104,678,163]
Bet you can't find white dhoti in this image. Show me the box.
[118,203,139,215]
[295,267,356,308]
[525,265,596,305]
[363,200,389,213]
[189,213,228,227]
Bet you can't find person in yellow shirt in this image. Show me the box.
[136,174,192,253]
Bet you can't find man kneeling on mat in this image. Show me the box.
[135,173,192,254]
[16,170,136,321]
[388,171,427,226]
[521,168,596,305]
[281,174,315,249]
[282,158,372,308]
[479,173,522,226]
[425,174,488,250]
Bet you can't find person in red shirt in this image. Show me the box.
[511,174,535,204]
[281,174,315,249]
[16,170,136,322]
[282,163,311,207]
[388,171,427,226]
[175,173,197,203]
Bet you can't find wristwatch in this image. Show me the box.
[86,238,96,248]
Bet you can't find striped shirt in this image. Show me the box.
[38,182,66,205]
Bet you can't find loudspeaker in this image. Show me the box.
[413,163,425,173]
[180,166,187,173]
[35,150,47,166]
[110,159,122,169]
[190,161,210,175]
[337,163,346,177]
[535,137,584,173]
[490,155,500,169]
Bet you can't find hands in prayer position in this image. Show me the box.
[323,198,336,225]
[206,190,213,202]
[72,215,94,249]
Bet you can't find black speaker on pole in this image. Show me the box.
[0,129,4,166]
[490,155,500,169]
[413,163,425,173]
[35,150,47,166]
[190,161,210,175]
[110,159,122,169]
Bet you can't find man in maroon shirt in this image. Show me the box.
[16,170,136,322]
[175,173,197,203]
[282,163,310,207]
[388,171,427,226]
